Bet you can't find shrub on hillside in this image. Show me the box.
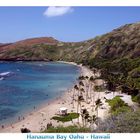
[94,110,140,133]
[132,94,140,104]
[106,96,131,115]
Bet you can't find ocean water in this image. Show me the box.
[0,61,80,126]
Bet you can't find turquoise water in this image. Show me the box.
[0,61,80,125]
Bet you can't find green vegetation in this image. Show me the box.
[1,22,140,133]
[1,23,140,100]
[94,85,106,92]
[43,125,90,133]
[44,110,140,133]
[95,110,140,133]
[88,57,140,104]
[132,94,140,104]
[51,113,79,122]
[107,96,131,115]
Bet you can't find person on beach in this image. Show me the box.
[1,125,4,129]
[18,116,20,121]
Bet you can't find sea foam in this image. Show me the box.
[0,71,11,76]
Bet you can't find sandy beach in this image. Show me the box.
[0,62,137,133]
[0,62,94,132]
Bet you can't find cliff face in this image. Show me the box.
[0,22,140,62]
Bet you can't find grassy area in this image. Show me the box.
[132,94,140,104]
[106,96,131,115]
[42,125,90,133]
[51,113,79,122]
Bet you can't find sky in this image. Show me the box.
[0,7,140,43]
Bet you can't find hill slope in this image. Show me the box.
[1,22,140,132]
[0,22,140,94]
[0,22,140,62]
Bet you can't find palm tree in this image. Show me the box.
[81,108,89,127]
[91,87,96,111]
[89,76,95,102]
[92,79,97,109]
[77,95,84,113]
[74,84,79,97]
[73,85,78,108]
[78,76,85,81]
[79,81,84,88]
[85,76,89,79]
[81,109,86,127]
[78,81,84,98]
[89,76,94,82]
[88,115,97,128]
[95,99,102,120]
[83,76,89,103]
[106,73,118,97]
[77,95,84,124]
[80,88,85,100]
[84,111,90,127]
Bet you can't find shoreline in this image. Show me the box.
[0,61,136,133]
[0,62,91,133]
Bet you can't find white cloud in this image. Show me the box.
[44,7,73,17]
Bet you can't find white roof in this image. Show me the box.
[60,107,68,111]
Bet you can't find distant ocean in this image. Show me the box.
[0,61,80,126]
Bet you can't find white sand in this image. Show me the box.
[0,62,137,133]
[0,63,95,132]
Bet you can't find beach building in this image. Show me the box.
[59,107,68,115]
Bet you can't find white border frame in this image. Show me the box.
[0,0,140,6]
